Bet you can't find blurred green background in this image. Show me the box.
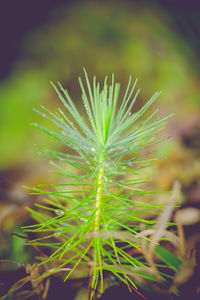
[0,0,200,268]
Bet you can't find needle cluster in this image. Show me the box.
[24,70,170,299]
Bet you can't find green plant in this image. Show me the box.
[24,70,175,299]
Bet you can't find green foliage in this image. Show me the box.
[155,245,182,271]
[24,71,172,298]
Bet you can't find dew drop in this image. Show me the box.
[55,209,64,216]
[80,218,86,222]
[54,232,61,237]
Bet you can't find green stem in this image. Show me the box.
[89,160,105,299]
[94,164,104,233]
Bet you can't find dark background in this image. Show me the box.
[1,0,200,79]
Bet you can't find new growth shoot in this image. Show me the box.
[24,70,172,299]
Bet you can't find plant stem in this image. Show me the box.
[89,162,105,299]
[94,164,104,233]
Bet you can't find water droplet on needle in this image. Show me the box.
[55,209,64,215]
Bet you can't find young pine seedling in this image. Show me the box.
[24,70,172,299]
